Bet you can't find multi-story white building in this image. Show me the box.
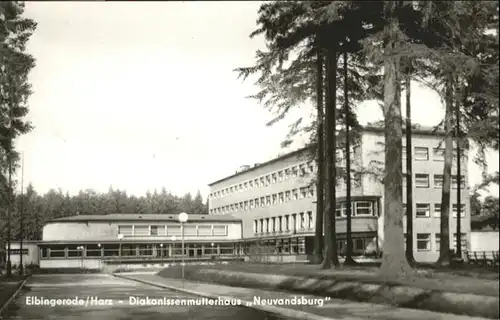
[208,124,471,263]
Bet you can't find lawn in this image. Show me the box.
[0,275,26,313]
[157,261,499,296]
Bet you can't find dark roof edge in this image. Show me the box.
[208,123,446,187]
[208,146,311,187]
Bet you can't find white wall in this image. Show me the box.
[471,231,499,252]
[42,221,242,241]
[5,242,39,266]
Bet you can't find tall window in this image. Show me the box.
[434,174,444,188]
[299,212,305,229]
[435,233,440,251]
[278,216,282,232]
[414,147,429,161]
[278,192,284,203]
[285,191,291,201]
[292,189,298,200]
[307,211,313,228]
[415,203,430,218]
[150,225,158,236]
[272,194,277,205]
[415,174,430,188]
[416,233,431,251]
[285,215,290,231]
[433,148,445,161]
[271,217,276,232]
[452,204,466,218]
[453,233,467,252]
[434,204,441,217]
[355,201,373,216]
[452,175,466,189]
[299,187,307,199]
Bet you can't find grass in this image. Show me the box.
[157,261,499,297]
[0,275,27,313]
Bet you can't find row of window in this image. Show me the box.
[335,201,376,217]
[409,233,467,252]
[117,224,228,237]
[404,174,465,189]
[254,211,314,235]
[210,187,315,215]
[247,238,307,255]
[209,161,315,200]
[403,203,466,218]
[403,147,461,162]
[40,243,240,259]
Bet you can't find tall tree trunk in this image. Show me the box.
[321,46,340,269]
[379,12,413,278]
[455,84,463,260]
[343,51,356,266]
[19,152,25,276]
[6,154,12,277]
[405,67,416,265]
[312,45,325,264]
[437,74,453,266]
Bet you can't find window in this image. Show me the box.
[260,177,265,186]
[434,204,441,217]
[402,203,407,216]
[266,196,271,206]
[259,219,264,233]
[335,204,344,217]
[284,169,290,180]
[415,174,429,188]
[271,217,276,232]
[354,238,364,251]
[435,233,440,251]
[300,187,307,199]
[416,233,431,251]
[300,164,307,176]
[452,175,466,189]
[265,218,270,233]
[308,186,315,197]
[260,197,265,207]
[278,171,284,181]
[134,225,149,236]
[248,180,253,189]
[452,204,466,218]
[272,173,277,183]
[150,225,158,236]
[292,189,299,200]
[416,203,430,217]
[167,225,181,236]
[183,225,197,236]
[265,176,271,186]
[308,161,315,173]
[414,147,429,161]
[278,216,283,232]
[453,233,467,252]
[198,225,211,236]
[433,148,445,161]
[254,179,259,188]
[278,192,284,203]
[434,174,444,188]
[254,198,259,208]
[244,201,248,210]
[249,199,254,209]
[285,191,291,202]
[355,201,373,216]
[307,211,313,228]
[272,194,277,205]
[299,212,305,229]
[285,215,290,231]
[292,166,298,177]
[118,225,133,236]
[213,225,227,236]
[253,220,258,234]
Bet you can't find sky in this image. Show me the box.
[17,2,498,200]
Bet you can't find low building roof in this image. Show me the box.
[47,214,241,223]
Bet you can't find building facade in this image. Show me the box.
[8,214,244,270]
[208,125,471,263]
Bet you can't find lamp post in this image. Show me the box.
[178,212,188,287]
[77,246,84,270]
[118,234,124,259]
[159,243,164,265]
[97,243,102,270]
